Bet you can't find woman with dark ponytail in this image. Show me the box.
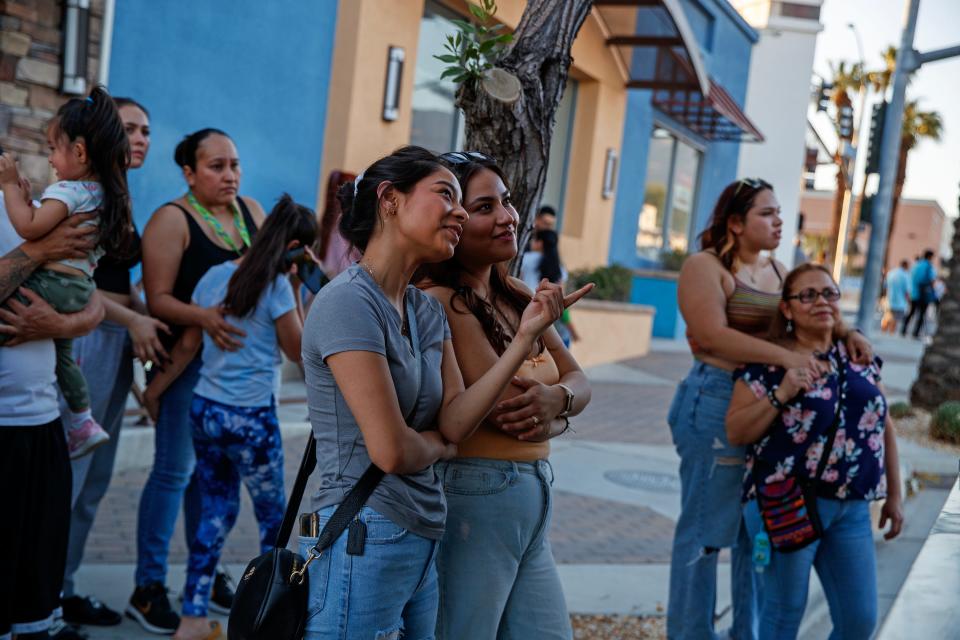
[666,178,875,639]
[0,85,132,459]
[132,128,266,633]
[145,194,316,640]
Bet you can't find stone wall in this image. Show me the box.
[0,0,104,196]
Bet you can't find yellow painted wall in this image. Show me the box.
[320,1,629,272]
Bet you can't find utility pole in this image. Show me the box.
[856,0,960,333]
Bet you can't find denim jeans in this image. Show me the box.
[299,506,439,640]
[744,499,877,640]
[135,357,203,587]
[435,458,571,640]
[62,319,133,597]
[667,361,756,640]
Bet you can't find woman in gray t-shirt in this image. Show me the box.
[300,146,591,639]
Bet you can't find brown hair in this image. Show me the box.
[416,154,543,356]
[698,178,773,272]
[316,170,356,260]
[768,263,843,341]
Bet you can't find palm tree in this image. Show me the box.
[882,100,944,266]
[826,61,865,268]
[910,209,959,409]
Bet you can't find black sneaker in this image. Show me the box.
[62,595,122,626]
[125,582,180,635]
[49,619,89,640]
[208,569,235,615]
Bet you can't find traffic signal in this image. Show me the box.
[859,193,875,225]
[865,101,887,174]
[816,82,833,112]
[838,104,854,140]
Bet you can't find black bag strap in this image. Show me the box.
[812,348,847,486]
[276,290,424,552]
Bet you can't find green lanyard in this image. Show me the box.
[187,192,251,254]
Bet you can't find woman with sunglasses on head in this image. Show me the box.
[726,264,903,639]
[418,151,591,639]
[667,178,874,640]
[300,146,591,639]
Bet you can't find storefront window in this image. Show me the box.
[410,2,464,152]
[636,127,701,259]
[541,80,577,226]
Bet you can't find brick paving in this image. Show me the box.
[83,350,696,567]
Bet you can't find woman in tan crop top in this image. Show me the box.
[667,178,873,640]
[418,152,591,640]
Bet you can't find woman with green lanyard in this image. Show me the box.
[129,128,265,635]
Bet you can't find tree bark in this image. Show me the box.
[456,0,594,269]
[910,212,960,409]
[882,139,911,269]
[827,159,847,270]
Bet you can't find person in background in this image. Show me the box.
[131,128,265,634]
[535,205,557,231]
[901,249,936,339]
[316,170,359,279]
[727,263,903,640]
[793,212,809,267]
[57,96,171,632]
[883,260,911,335]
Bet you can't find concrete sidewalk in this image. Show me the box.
[70,335,953,638]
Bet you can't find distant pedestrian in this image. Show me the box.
[420,151,591,639]
[883,260,910,335]
[144,195,314,640]
[60,96,171,630]
[131,128,265,634]
[669,178,874,640]
[793,212,809,267]
[901,249,936,338]
[727,263,904,640]
[535,204,557,231]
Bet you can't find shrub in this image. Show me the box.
[569,264,633,302]
[930,401,960,444]
[661,248,688,272]
[889,402,914,419]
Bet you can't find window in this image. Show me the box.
[540,80,577,226]
[636,127,701,259]
[778,2,821,20]
[410,2,465,152]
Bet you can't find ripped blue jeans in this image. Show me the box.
[299,506,439,640]
[666,361,757,640]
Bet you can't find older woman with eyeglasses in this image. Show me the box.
[668,178,874,640]
[726,263,903,640]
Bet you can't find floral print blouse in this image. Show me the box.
[734,342,888,503]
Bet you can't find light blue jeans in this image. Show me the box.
[435,458,571,640]
[299,505,439,640]
[743,499,877,640]
[135,357,203,587]
[667,361,756,640]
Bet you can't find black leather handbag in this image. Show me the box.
[227,436,384,640]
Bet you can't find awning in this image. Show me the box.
[593,0,764,143]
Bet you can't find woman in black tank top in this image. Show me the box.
[131,128,265,636]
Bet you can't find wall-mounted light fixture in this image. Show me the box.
[61,0,90,95]
[602,148,618,199]
[382,46,405,122]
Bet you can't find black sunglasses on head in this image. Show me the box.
[440,151,496,165]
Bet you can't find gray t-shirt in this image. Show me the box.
[302,264,450,539]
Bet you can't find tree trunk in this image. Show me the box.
[910,211,960,409]
[827,158,847,270]
[882,138,911,269]
[456,0,594,269]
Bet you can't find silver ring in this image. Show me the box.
[532,416,540,426]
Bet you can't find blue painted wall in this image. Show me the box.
[108,1,338,232]
[610,0,756,274]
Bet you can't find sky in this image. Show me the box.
[811,0,960,222]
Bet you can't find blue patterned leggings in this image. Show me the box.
[182,394,285,617]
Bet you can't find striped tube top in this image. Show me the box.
[725,279,782,336]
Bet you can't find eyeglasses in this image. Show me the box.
[784,287,842,304]
[439,151,496,165]
[733,177,765,197]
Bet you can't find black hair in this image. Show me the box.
[698,178,774,272]
[113,97,149,117]
[174,128,229,170]
[418,152,544,356]
[222,194,317,318]
[53,85,132,258]
[336,145,447,253]
[900,260,909,269]
[535,229,563,283]
[538,205,557,218]
[923,249,935,260]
